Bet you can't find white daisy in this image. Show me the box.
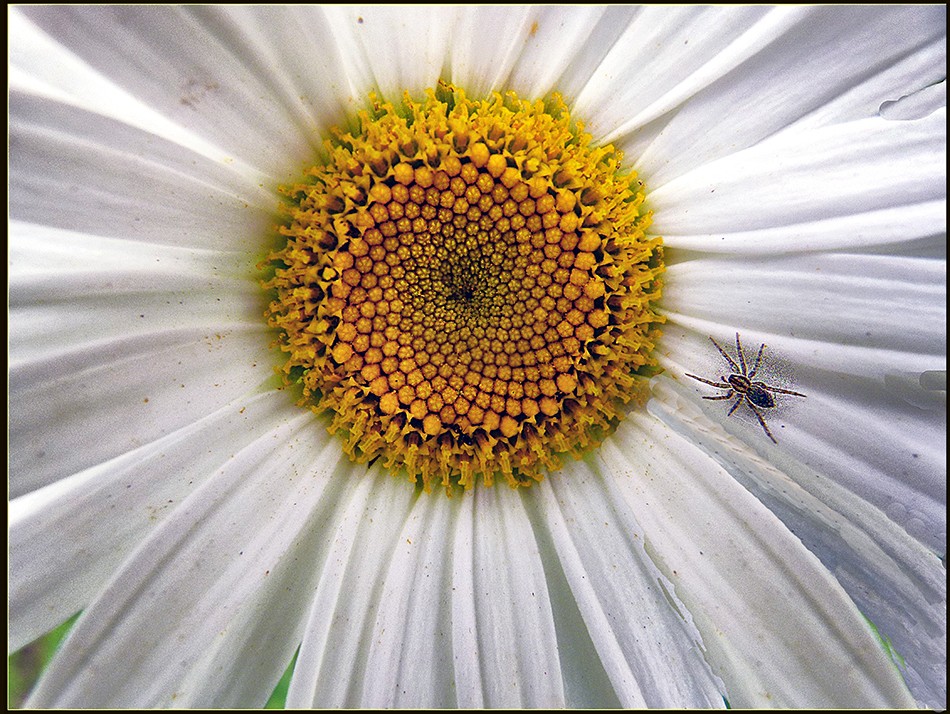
[8,5,946,709]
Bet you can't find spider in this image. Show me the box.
[686,332,806,444]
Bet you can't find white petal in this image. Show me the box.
[9,315,273,496]
[604,6,945,185]
[25,410,347,707]
[8,389,308,652]
[660,200,944,255]
[9,91,276,249]
[172,533,308,707]
[600,413,917,707]
[658,245,945,706]
[13,6,332,179]
[446,6,535,97]
[307,486,565,708]
[359,492,457,707]
[461,486,565,707]
[445,493,485,707]
[506,6,617,99]
[321,6,452,100]
[650,110,945,240]
[660,252,945,376]
[576,6,785,143]
[660,249,945,547]
[9,221,274,499]
[173,461,363,707]
[9,223,262,364]
[286,471,417,708]
[529,469,725,707]
[450,5,650,100]
[193,6,360,141]
[647,378,946,709]
[880,78,948,122]
[793,383,946,550]
[9,9,238,171]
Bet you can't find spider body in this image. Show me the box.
[726,374,774,409]
[686,333,805,443]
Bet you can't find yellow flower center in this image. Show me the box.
[262,83,664,492]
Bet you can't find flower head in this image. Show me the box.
[9,5,946,709]
[263,83,663,490]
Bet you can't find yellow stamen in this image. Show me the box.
[262,82,664,492]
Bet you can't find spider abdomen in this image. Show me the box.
[745,384,776,409]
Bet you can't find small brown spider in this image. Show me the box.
[686,332,806,443]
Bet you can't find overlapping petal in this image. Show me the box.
[650,110,945,244]
[284,471,420,707]
[22,410,349,707]
[588,5,946,186]
[655,211,945,707]
[529,466,725,707]
[602,414,920,708]
[14,6,332,180]
[646,378,946,708]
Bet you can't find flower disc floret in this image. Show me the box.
[263,83,664,491]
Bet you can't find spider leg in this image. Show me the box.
[749,404,778,443]
[703,391,735,401]
[759,383,807,397]
[727,396,744,416]
[708,336,740,373]
[735,333,748,376]
[748,342,766,379]
[685,373,731,389]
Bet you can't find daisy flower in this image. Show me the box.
[9,5,946,709]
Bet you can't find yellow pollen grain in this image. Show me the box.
[262,82,664,493]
